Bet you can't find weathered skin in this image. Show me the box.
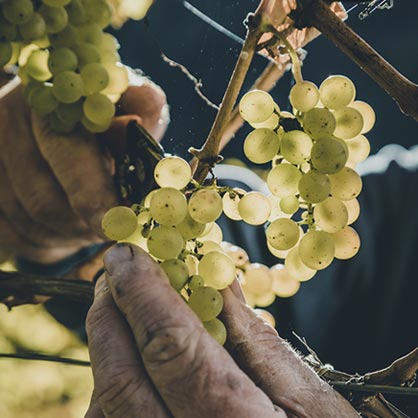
[85,244,360,418]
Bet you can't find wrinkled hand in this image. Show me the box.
[85,244,359,418]
[0,75,167,263]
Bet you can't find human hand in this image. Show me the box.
[0,75,167,264]
[85,243,359,418]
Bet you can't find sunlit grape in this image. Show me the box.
[189,189,223,224]
[102,206,138,241]
[266,218,299,251]
[289,81,319,113]
[280,130,313,164]
[349,100,375,134]
[198,252,236,289]
[313,197,348,233]
[154,156,191,189]
[344,198,360,225]
[147,226,184,260]
[303,108,336,139]
[311,137,348,174]
[243,128,280,164]
[333,226,361,260]
[298,171,331,203]
[329,167,363,201]
[188,287,223,321]
[299,230,335,270]
[149,187,188,226]
[239,90,276,124]
[161,259,189,291]
[319,75,356,109]
[333,107,364,139]
[238,192,271,225]
[270,264,301,297]
[267,164,302,198]
[284,246,317,282]
[346,134,370,164]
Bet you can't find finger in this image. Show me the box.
[31,112,119,235]
[221,287,359,418]
[84,399,105,418]
[0,85,89,237]
[86,275,171,418]
[104,244,285,418]
[0,159,92,248]
[118,80,169,142]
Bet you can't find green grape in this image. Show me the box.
[77,23,102,45]
[49,25,77,47]
[2,0,34,24]
[18,13,46,41]
[25,49,52,81]
[333,226,360,260]
[149,187,188,226]
[48,47,78,74]
[222,243,249,267]
[0,41,12,66]
[222,188,245,221]
[344,198,360,225]
[303,108,336,139]
[147,226,184,260]
[281,130,313,164]
[349,100,375,134]
[239,90,276,124]
[99,47,120,64]
[29,84,59,116]
[299,230,335,270]
[250,112,280,130]
[102,206,138,241]
[0,15,17,41]
[270,264,300,298]
[84,0,112,28]
[279,195,299,215]
[52,70,84,103]
[238,192,271,225]
[266,218,299,251]
[100,33,120,52]
[188,274,205,291]
[43,0,71,6]
[81,114,111,133]
[197,240,223,255]
[333,107,364,139]
[160,259,189,291]
[346,134,370,164]
[154,156,191,190]
[188,189,223,224]
[83,93,115,125]
[311,136,348,174]
[39,5,68,34]
[102,63,129,95]
[198,251,236,289]
[175,212,205,240]
[188,286,223,321]
[199,222,223,243]
[267,163,302,198]
[298,171,331,203]
[313,196,348,233]
[243,128,280,164]
[329,167,362,200]
[65,0,86,25]
[289,81,319,113]
[284,246,317,282]
[203,318,227,345]
[80,62,109,95]
[73,43,101,67]
[243,263,272,296]
[319,75,356,109]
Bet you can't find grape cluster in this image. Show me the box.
[0,0,128,133]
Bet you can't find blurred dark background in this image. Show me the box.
[112,0,418,393]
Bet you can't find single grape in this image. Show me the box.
[65,0,86,25]
[239,90,276,124]
[78,63,109,96]
[303,108,336,139]
[238,192,271,225]
[77,23,102,45]
[39,4,68,34]
[349,100,375,134]
[311,136,348,174]
[53,70,84,103]
[243,263,272,296]
[199,222,223,243]
[102,206,138,241]
[344,198,360,225]
[289,81,319,113]
[102,63,129,94]
[83,93,115,126]
[319,75,356,109]
[18,13,47,41]
[49,25,77,47]
[298,170,331,203]
[175,212,206,240]
[73,43,101,67]
[254,291,276,308]
[160,259,189,291]
[188,287,223,321]
[299,230,335,270]
[198,251,236,289]
[147,226,184,260]
[267,163,302,198]
[266,218,299,251]
[203,318,227,345]
[48,47,78,74]
[279,195,299,215]
[329,167,363,200]
[29,84,59,116]
[346,134,370,164]
[333,107,364,139]
[313,196,348,233]
[333,226,361,260]
[222,188,245,221]
[149,187,188,226]
[0,41,12,67]
[243,128,280,164]
[284,246,317,281]
[189,189,223,224]
[270,264,301,297]
[154,156,191,189]
[2,0,34,24]
[188,274,205,291]
[25,49,52,81]
[280,130,313,164]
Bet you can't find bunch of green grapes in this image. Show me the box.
[238,75,374,285]
[0,0,129,133]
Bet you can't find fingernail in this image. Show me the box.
[94,275,109,298]
[104,243,136,275]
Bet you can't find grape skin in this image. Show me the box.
[239,90,276,124]
[244,128,280,164]
[160,259,189,291]
[147,226,184,260]
[270,264,301,297]
[266,218,300,251]
[299,230,335,270]
[188,287,223,321]
[198,252,236,289]
[280,130,313,165]
[311,137,348,174]
[284,246,317,282]
[149,187,188,226]
[298,171,331,204]
[203,318,227,345]
[102,206,138,241]
[289,81,319,113]
[189,189,223,224]
[267,164,302,198]
[238,192,271,225]
[154,156,192,190]
[329,167,363,201]
[313,197,348,233]
[319,75,356,110]
[333,226,361,260]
